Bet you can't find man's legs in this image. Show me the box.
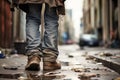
[25,4,61,71]
[42,5,61,70]
[25,4,42,70]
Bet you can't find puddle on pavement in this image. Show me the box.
[0,71,65,80]
[0,73,22,79]
[78,73,101,80]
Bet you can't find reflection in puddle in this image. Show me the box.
[43,71,65,80]
[0,71,66,80]
[0,73,21,79]
[19,71,65,80]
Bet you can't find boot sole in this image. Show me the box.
[25,63,40,71]
[43,66,61,71]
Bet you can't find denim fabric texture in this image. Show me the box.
[26,4,59,56]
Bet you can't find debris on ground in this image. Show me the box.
[111,55,120,59]
[3,65,18,70]
[43,71,66,79]
[85,56,95,60]
[18,76,28,80]
[0,45,120,80]
[78,73,97,79]
[81,52,88,57]
[71,68,90,72]
[68,55,74,58]
[114,77,120,80]
[99,52,113,57]
[2,64,18,70]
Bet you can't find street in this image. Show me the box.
[0,44,120,80]
[1,0,120,80]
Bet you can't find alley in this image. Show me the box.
[1,0,120,80]
[0,44,120,80]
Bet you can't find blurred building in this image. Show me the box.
[13,9,26,54]
[0,1,75,53]
[83,0,120,47]
[59,9,75,44]
[0,0,26,53]
[0,0,13,48]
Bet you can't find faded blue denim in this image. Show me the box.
[26,4,59,56]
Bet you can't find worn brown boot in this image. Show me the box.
[43,61,61,71]
[42,49,61,71]
[25,55,41,71]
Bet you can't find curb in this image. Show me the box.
[89,55,120,74]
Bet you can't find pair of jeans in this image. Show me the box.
[26,4,59,56]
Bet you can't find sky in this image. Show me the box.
[65,0,84,41]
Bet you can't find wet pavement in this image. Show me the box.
[0,44,120,80]
[88,49,120,74]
